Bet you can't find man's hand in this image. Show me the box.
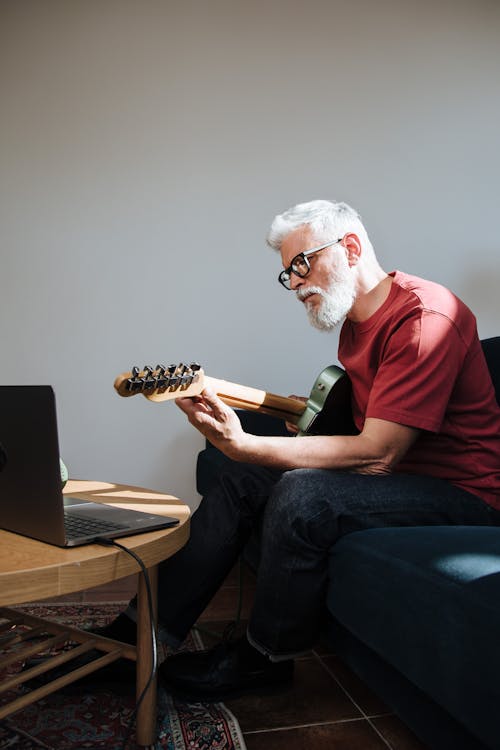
[176,387,248,459]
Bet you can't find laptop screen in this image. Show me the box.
[0,385,67,544]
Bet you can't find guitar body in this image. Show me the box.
[114,362,357,436]
[297,365,357,436]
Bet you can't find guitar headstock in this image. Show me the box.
[114,362,205,402]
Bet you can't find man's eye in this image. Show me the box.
[293,259,307,273]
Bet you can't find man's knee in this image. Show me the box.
[266,469,339,524]
[261,469,343,550]
[203,463,281,521]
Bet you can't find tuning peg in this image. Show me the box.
[153,364,168,388]
[127,366,144,392]
[142,365,157,389]
[164,363,179,387]
[179,363,197,386]
[190,362,201,371]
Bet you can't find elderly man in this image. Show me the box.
[102,199,500,700]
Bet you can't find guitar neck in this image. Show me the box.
[115,361,352,435]
[113,365,306,424]
[205,376,305,424]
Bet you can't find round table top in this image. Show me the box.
[0,479,191,606]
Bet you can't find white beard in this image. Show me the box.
[297,265,356,331]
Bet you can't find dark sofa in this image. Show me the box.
[196,337,500,750]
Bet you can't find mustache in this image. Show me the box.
[296,286,324,302]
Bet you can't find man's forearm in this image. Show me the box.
[229,417,419,476]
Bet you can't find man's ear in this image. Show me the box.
[342,233,362,267]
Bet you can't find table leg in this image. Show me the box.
[136,564,158,747]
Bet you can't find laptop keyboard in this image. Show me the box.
[64,511,128,540]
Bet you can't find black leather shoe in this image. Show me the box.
[158,636,294,701]
[89,612,138,645]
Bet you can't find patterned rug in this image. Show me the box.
[0,603,247,750]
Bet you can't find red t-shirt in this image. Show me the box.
[339,271,500,509]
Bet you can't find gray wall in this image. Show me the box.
[1,0,499,507]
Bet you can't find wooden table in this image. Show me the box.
[0,479,191,748]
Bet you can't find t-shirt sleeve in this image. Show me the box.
[365,310,466,432]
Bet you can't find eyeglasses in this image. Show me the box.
[278,238,343,290]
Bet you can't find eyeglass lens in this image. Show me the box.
[292,255,309,276]
[280,254,309,288]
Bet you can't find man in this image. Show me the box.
[102,199,500,700]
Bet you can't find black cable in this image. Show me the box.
[95,538,158,750]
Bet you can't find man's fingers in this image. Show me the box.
[176,395,210,418]
[176,389,227,424]
[198,387,227,420]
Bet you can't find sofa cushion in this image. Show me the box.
[327,526,500,749]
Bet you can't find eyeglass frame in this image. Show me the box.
[278,238,343,290]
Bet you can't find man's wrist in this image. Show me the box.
[226,431,261,462]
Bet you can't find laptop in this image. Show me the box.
[0,385,179,547]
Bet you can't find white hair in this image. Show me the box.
[266,199,371,251]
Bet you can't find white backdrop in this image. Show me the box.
[1,0,499,507]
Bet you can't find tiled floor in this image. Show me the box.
[75,563,428,750]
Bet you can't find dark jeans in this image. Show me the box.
[149,464,499,658]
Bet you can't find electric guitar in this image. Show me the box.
[114,362,357,436]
